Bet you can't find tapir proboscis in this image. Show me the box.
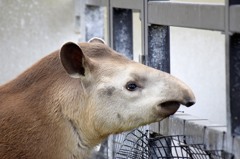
[0,37,195,159]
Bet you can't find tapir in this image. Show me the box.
[0,38,195,159]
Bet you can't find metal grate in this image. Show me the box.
[114,129,232,159]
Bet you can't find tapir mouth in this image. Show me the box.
[161,101,180,108]
[158,101,181,116]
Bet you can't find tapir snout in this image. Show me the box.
[155,72,195,117]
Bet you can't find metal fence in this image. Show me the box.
[75,0,240,158]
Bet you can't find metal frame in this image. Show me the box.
[76,0,240,157]
[148,2,225,31]
[83,0,240,33]
[225,0,240,156]
[228,0,240,136]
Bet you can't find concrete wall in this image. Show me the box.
[0,0,79,84]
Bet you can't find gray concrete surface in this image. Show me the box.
[0,0,79,84]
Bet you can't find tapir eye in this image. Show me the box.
[126,82,138,91]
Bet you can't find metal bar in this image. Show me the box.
[85,6,105,41]
[148,1,225,31]
[147,0,170,134]
[112,8,133,59]
[141,0,148,65]
[110,7,134,158]
[111,0,142,10]
[226,0,240,145]
[84,0,239,33]
[85,0,107,6]
[225,0,232,153]
[230,5,240,33]
[229,33,240,136]
[229,0,240,137]
[147,24,170,134]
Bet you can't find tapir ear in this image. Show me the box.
[60,42,91,78]
[88,37,106,44]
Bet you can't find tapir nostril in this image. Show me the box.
[185,101,195,107]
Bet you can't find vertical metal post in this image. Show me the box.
[146,0,170,133]
[147,24,170,157]
[226,0,240,156]
[143,1,171,157]
[226,0,240,137]
[112,8,133,59]
[107,2,114,159]
[108,4,134,159]
[141,0,148,64]
[85,5,105,41]
[229,33,240,136]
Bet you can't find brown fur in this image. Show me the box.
[0,43,103,159]
[0,41,195,159]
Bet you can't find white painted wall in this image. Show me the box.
[170,27,226,125]
[0,0,79,84]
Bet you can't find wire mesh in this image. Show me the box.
[113,130,233,159]
[115,129,149,159]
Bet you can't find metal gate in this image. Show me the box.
[75,0,240,158]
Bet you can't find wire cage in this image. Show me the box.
[114,129,233,159]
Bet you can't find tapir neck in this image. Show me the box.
[0,52,101,158]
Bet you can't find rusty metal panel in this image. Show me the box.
[148,1,225,31]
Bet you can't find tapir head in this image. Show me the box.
[59,38,195,139]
